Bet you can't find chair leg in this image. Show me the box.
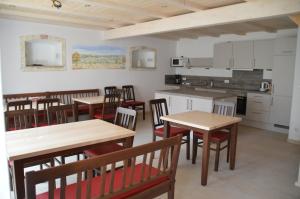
[226,139,230,163]
[168,184,175,199]
[214,143,220,172]
[186,134,190,160]
[142,104,145,120]
[192,135,198,164]
[152,134,156,142]
[9,167,13,191]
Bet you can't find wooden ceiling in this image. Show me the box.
[0,0,298,40]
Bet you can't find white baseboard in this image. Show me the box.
[240,119,289,134]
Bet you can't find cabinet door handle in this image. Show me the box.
[186,99,189,110]
[190,99,193,110]
[271,97,274,106]
[253,58,256,68]
[169,96,171,108]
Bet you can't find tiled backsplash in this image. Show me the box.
[181,69,271,91]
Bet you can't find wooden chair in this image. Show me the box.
[85,107,137,158]
[35,98,60,127]
[25,135,182,199]
[104,86,117,95]
[149,98,190,160]
[6,100,32,111]
[46,104,81,165]
[122,85,146,120]
[192,101,236,171]
[5,109,54,191]
[94,93,121,122]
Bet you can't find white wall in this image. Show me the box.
[175,29,297,77]
[0,19,176,106]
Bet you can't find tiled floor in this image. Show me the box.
[12,114,300,199]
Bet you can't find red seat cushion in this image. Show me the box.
[84,143,125,157]
[78,104,89,114]
[194,130,229,143]
[36,163,169,199]
[154,126,190,137]
[94,113,115,120]
[122,100,145,107]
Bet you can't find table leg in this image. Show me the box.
[123,136,134,148]
[74,101,79,122]
[12,160,25,199]
[201,131,211,186]
[89,104,94,120]
[229,123,238,170]
[163,121,170,139]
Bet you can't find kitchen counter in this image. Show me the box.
[157,89,236,100]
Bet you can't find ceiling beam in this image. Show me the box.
[68,0,168,19]
[289,14,300,26]
[0,7,110,30]
[244,21,277,32]
[0,3,129,28]
[103,0,300,40]
[163,0,206,12]
[150,34,179,41]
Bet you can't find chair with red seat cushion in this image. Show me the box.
[192,101,236,171]
[94,93,121,123]
[25,135,182,199]
[36,98,60,127]
[6,99,32,111]
[85,107,137,157]
[122,85,145,120]
[149,98,190,160]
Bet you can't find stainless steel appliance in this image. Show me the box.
[236,96,247,115]
[260,82,271,92]
[165,74,182,85]
[170,57,186,67]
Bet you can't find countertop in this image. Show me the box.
[156,89,237,100]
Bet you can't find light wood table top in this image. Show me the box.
[72,96,106,105]
[160,111,242,131]
[6,119,135,161]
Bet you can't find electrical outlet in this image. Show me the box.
[182,76,187,81]
[224,80,230,84]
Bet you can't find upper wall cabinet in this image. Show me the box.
[253,39,274,69]
[213,42,233,69]
[233,40,254,69]
[274,37,297,56]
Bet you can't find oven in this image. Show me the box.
[236,96,247,115]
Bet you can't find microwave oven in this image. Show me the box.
[171,57,186,67]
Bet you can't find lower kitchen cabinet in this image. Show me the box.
[270,96,292,127]
[170,95,189,114]
[246,93,271,123]
[189,97,213,113]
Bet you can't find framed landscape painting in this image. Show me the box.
[72,45,126,69]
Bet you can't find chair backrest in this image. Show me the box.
[6,100,32,111]
[149,98,169,130]
[49,89,100,105]
[25,135,182,199]
[5,109,36,131]
[47,104,75,125]
[114,107,137,131]
[36,98,61,111]
[104,86,117,95]
[213,101,236,117]
[102,93,121,116]
[122,85,136,102]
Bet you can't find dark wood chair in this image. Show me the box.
[5,109,54,191]
[94,93,121,122]
[25,135,182,199]
[35,98,60,127]
[46,104,81,165]
[122,85,146,120]
[6,100,32,111]
[192,101,236,171]
[149,98,190,160]
[85,107,137,158]
[104,86,117,95]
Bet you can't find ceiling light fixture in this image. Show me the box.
[51,0,62,9]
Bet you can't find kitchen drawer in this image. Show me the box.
[247,93,271,103]
[246,110,270,123]
[247,99,271,112]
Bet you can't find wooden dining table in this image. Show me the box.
[73,96,122,121]
[6,119,135,199]
[160,111,242,186]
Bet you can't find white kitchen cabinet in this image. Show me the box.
[253,39,274,69]
[274,37,297,56]
[170,95,189,114]
[270,96,292,127]
[213,42,233,68]
[233,40,254,69]
[272,56,295,97]
[190,97,213,113]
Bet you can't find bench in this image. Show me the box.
[25,135,182,199]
